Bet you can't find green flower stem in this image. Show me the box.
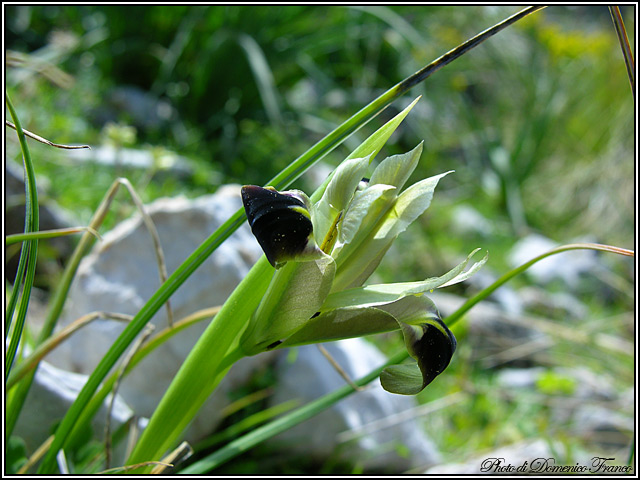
[124,257,273,470]
[5,95,39,379]
[178,348,410,474]
[446,243,634,328]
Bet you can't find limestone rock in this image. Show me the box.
[269,338,442,472]
[42,185,268,443]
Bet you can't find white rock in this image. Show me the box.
[450,204,494,237]
[43,185,268,444]
[14,359,136,463]
[269,338,442,472]
[572,405,633,450]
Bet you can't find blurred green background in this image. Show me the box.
[5,5,635,474]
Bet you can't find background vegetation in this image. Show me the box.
[5,5,634,474]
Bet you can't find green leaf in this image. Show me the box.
[312,156,369,243]
[369,141,423,191]
[346,96,421,162]
[279,290,456,397]
[439,249,489,287]
[308,95,423,206]
[281,294,436,347]
[331,171,453,291]
[280,306,396,347]
[374,170,453,240]
[5,95,39,379]
[332,142,425,276]
[380,364,424,395]
[336,183,396,248]
[241,253,336,355]
[325,248,487,311]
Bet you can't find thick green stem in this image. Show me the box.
[124,258,273,470]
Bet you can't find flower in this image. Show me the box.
[239,136,486,395]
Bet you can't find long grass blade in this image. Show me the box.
[5,95,39,378]
[446,243,634,328]
[192,399,299,453]
[5,226,101,245]
[609,6,635,97]
[5,247,27,337]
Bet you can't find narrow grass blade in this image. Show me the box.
[446,243,634,328]
[193,400,300,452]
[609,6,635,97]
[5,226,101,245]
[5,120,91,149]
[237,33,283,126]
[5,95,39,378]
[7,312,132,389]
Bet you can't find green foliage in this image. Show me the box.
[6,436,28,474]
[535,370,577,396]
